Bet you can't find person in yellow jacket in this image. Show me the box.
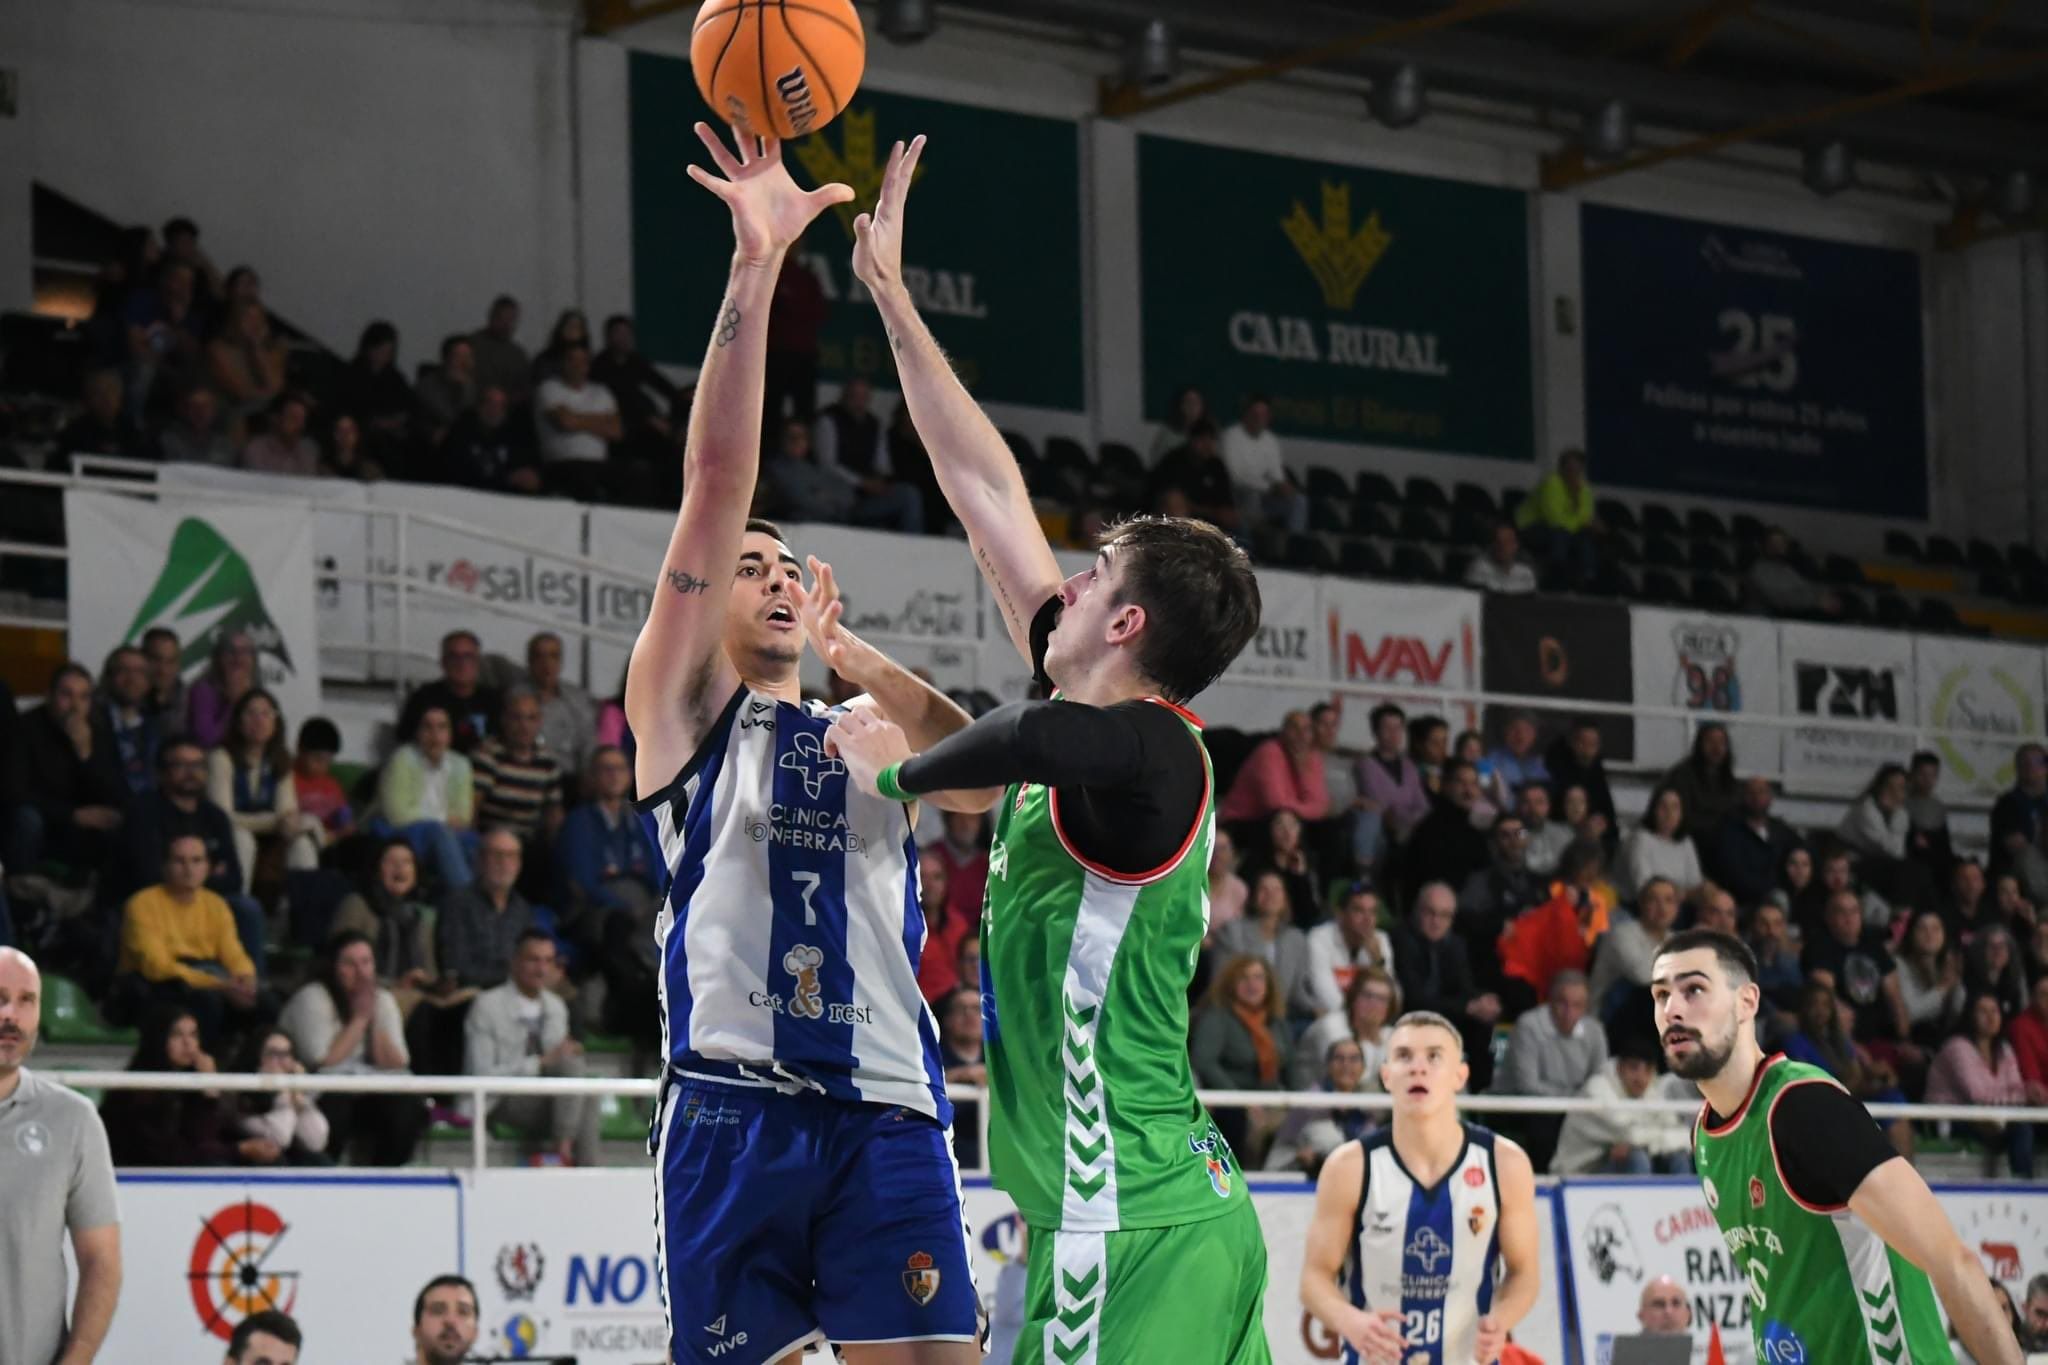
[116,832,267,1046]
[1513,448,1606,590]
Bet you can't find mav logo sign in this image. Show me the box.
[1793,663,1899,720]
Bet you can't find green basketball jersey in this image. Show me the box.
[1693,1056,1952,1364]
[980,698,1246,1232]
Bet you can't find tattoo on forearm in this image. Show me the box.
[665,567,710,595]
[977,543,1022,631]
[885,325,902,351]
[714,300,741,348]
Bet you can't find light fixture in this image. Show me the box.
[1585,99,1633,162]
[1126,19,1178,87]
[878,0,935,45]
[1368,64,1427,130]
[1993,169,2038,221]
[1801,139,1854,197]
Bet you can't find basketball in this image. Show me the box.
[692,0,866,141]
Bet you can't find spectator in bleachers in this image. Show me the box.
[1205,829,1248,943]
[1356,703,1431,845]
[1925,990,2035,1177]
[97,645,159,799]
[241,392,320,477]
[1992,743,2048,882]
[280,931,424,1166]
[122,259,206,419]
[814,378,925,534]
[185,631,257,749]
[2025,918,2048,988]
[1499,839,1612,1005]
[1685,881,1740,937]
[99,1003,235,1167]
[206,298,288,438]
[377,705,477,890]
[1310,703,1377,877]
[1661,724,1738,843]
[938,986,985,1169]
[438,829,534,991]
[922,808,989,941]
[465,929,598,1166]
[115,835,263,1049]
[321,412,382,482]
[1221,395,1307,535]
[1786,845,1840,937]
[1550,1038,1694,1175]
[142,626,189,739]
[1457,814,1544,983]
[208,689,324,893]
[1258,808,1323,927]
[1190,954,1290,1160]
[1216,872,1309,1020]
[1745,527,1840,618]
[1519,785,1570,877]
[57,367,157,469]
[1408,715,1450,792]
[1590,876,1680,1015]
[1464,522,1537,595]
[1265,1036,1375,1176]
[766,257,827,423]
[471,689,565,851]
[1484,712,1548,805]
[291,718,353,839]
[1149,384,1209,460]
[1803,888,1909,1042]
[2009,975,2048,1105]
[160,217,222,305]
[1147,420,1239,532]
[1220,710,1328,828]
[1302,883,1392,1018]
[234,1026,331,1166]
[1897,910,1965,1046]
[16,663,128,874]
[1403,758,1492,902]
[1993,872,2037,939]
[535,340,621,502]
[119,738,258,949]
[1513,448,1601,590]
[1390,883,1499,1082]
[1558,785,1609,856]
[1782,980,1911,1151]
[1711,776,1803,912]
[1292,964,1397,1092]
[1499,968,1603,1169]
[885,398,946,534]
[532,309,591,387]
[441,384,543,493]
[399,631,500,756]
[593,315,682,454]
[524,633,595,787]
[332,840,438,997]
[1747,902,1804,1016]
[470,295,533,408]
[556,745,658,948]
[1619,787,1703,897]
[416,335,478,441]
[1906,750,1955,873]
[159,382,238,467]
[1967,926,2030,1023]
[1839,762,1942,919]
[1452,731,1500,825]
[1544,717,1618,840]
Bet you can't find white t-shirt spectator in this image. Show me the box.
[535,378,618,464]
[1221,422,1287,492]
[1618,828,1703,897]
[1302,920,1396,1018]
[279,981,410,1074]
[1465,555,1538,594]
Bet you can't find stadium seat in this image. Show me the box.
[1884,530,1923,560]
[1967,539,2007,576]
[1390,543,1438,581]
[600,1093,648,1143]
[1452,482,1497,519]
[1917,597,1964,633]
[1000,428,1038,468]
[1924,535,1965,568]
[1641,503,1684,540]
[1604,564,1642,598]
[1308,499,1350,535]
[1448,507,1489,547]
[1607,532,1642,565]
[1443,551,1474,584]
[2009,544,2047,578]
[1204,728,1259,794]
[1691,575,1738,612]
[286,868,354,953]
[2020,574,2048,607]
[1979,569,2014,601]
[1097,442,1146,496]
[41,974,138,1047]
[1339,539,1387,578]
[1836,588,1871,622]
[1283,533,1336,573]
[1875,593,1913,628]
[1686,509,1729,542]
[1689,541,1732,575]
[1823,553,1867,586]
[1398,507,1448,543]
[1355,471,1400,505]
[1644,536,1687,570]
[1731,513,1767,546]
[1499,487,1527,519]
[1596,498,1638,535]
[1642,569,1688,605]
[1351,501,1399,539]
[1305,466,1350,505]
[1044,436,1095,492]
[1403,476,1449,511]
[1787,544,1823,580]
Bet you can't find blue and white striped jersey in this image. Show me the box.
[1344,1124,1503,1365]
[635,685,950,1124]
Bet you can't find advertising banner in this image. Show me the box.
[1914,635,2047,801]
[1482,595,1635,761]
[1194,566,1328,734]
[631,52,1085,410]
[1137,135,1534,460]
[1581,203,1928,518]
[1778,621,1917,791]
[1320,579,1484,748]
[1628,607,1783,776]
[62,490,322,738]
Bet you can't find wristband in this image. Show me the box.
[877,762,913,803]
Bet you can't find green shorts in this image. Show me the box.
[1011,1199,1271,1365]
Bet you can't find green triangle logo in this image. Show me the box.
[122,517,295,675]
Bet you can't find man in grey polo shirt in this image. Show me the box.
[0,947,122,1364]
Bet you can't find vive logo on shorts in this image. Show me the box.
[704,1315,749,1357]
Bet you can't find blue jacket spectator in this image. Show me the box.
[556,746,659,919]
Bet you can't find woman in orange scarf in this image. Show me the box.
[1190,954,1293,1164]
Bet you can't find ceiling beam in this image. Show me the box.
[1739,7,1907,81]
[1542,43,2048,189]
[1959,0,2019,58]
[583,0,696,37]
[1097,0,1526,119]
[1665,0,1756,70]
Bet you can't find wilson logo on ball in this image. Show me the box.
[693,0,865,141]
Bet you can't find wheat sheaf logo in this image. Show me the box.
[794,108,927,239]
[1282,180,1393,310]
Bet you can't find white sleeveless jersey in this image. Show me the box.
[1343,1124,1503,1365]
[635,686,949,1122]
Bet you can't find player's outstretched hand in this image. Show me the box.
[790,556,879,686]
[687,121,853,267]
[851,134,926,294]
[824,706,913,799]
[1473,1313,1505,1363]
[1340,1307,1405,1364]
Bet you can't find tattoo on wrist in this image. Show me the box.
[714,301,742,348]
[885,326,902,351]
[665,567,710,595]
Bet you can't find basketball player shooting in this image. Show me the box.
[624,121,991,1365]
[1651,929,2019,1365]
[1298,1011,1541,1365]
[823,135,1271,1364]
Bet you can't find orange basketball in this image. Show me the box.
[692,0,866,141]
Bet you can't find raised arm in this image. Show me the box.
[625,124,852,793]
[849,135,1064,663]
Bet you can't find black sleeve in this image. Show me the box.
[1769,1079,1898,1209]
[1027,594,1058,695]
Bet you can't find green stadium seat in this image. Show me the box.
[40,974,138,1047]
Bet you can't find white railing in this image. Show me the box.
[47,1069,2048,1174]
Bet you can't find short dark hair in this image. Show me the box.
[227,1309,300,1359]
[1570,715,1601,735]
[1389,1009,1465,1055]
[1409,715,1448,741]
[297,717,340,754]
[489,294,519,315]
[141,626,180,650]
[1558,837,1605,883]
[1368,702,1406,730]
[745,516,788,542]
[1098,515,1261,702]
[1654,928,1758,985]
[515,928,555,951]
[48,661,92,693]
[413,1273,478,1325]
[604,313,633,334]
[1910,750,1940,770]
[162,216,199,242]
[1309,702,1338,726]
[1187,418,1220,441]
[1440,757,1476,784]
[158,736,206,768]
[440,629,480,652]
[439,333,472,362]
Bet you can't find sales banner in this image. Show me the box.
[63,489,322,738]
[1482,595,1636,761]
[1138,135,1534,459]
[96,1172,464,1364]
[1914,634,2048,801]
[1628,606,1783,776]
[1778,621,1917,792]
[1320,579,1484,748]
[631,51,1085,410]
[1581,203,1928,517]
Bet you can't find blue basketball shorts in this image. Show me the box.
[653,1074,980,1364]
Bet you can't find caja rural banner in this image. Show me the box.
[1627,606,1783,778]
[1482,595,1635,762]
[1320,579,1484,750]
[1137,135,1534,461]
[630,53,1085,410]
[1581,203,1929,518]
[62,490,322,739]
[1914,634,2048,802]
[1778,621,1917,792]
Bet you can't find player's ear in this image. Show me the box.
[1106,601,1146,645]
[1454,1059,1470,1094]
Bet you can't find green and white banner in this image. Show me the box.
[63,489,321,735]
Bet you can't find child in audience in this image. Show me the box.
[293,717,354,838]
